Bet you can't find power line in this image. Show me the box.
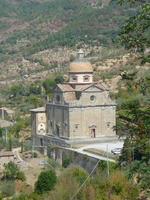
[69,139,150,200]
[70,159,101,200]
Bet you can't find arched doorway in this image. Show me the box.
[89,125,96,138]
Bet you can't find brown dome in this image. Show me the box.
[69,61,93,73]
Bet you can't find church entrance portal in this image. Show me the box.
[89,125,96,138]
[91,128,96,138]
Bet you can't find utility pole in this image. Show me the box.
[32,134,35,158]
[5,128,8,143]
[106,144,110,177]
[2,108,4,120]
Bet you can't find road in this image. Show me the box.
[64,141,124,162]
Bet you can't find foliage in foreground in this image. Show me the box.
[0,180,15,198]
[34,170,57,194]
[119,0,150,54]
[12,166,139,200]
[3,161,26,182]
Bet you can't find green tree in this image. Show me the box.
[0,128,3,137]
[9,84,23,97]
[35,170,57,194]
[28,95,42,107]
[42,79,56,95]
[118,99,150,163]
[125,161,150,190]
[54,75,64,84]
[119,137,133,164]
[119,0,150,53]
[29,83,42,95]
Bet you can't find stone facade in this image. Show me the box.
[31,50,117,152]
[31,107,46,136]
[46,84,116,142]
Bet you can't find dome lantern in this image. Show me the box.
[78,49,85,59]
[69,50,93,84]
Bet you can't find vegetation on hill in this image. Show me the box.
[0,0,149,200]
[115,0,150,198]
[0,0,136,60]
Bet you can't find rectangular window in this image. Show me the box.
[75,124,79,129]
[71,76,77,82]
[83,75,90,82]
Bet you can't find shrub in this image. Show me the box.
[3,161,26,181]
[49,176,79,200]
[0,180,15,197]
[92,170,139,200]
[65,166,88,185]
[62,157,72,168]
[35,170,57,194]
[12,193,42,200]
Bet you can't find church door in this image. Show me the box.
[91,128,96,138]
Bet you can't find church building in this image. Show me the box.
[31,50,117,151]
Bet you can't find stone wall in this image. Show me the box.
[48,147,99,173]
[46,104,69,138]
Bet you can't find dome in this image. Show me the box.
[69,61,93,73]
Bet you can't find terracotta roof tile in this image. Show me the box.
[57,84,74,92]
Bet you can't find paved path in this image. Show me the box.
[64,141,124,163]
[78,141,124,153]
[12,147,23,162]
[12,148,29,169]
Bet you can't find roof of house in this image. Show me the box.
[55,82,110,103]
[75,82,109,91]
[56,84,75,92]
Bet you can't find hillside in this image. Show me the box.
[0,0,137,84]
[0,0,132,49]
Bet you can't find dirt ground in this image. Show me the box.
[22,157,48,188]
